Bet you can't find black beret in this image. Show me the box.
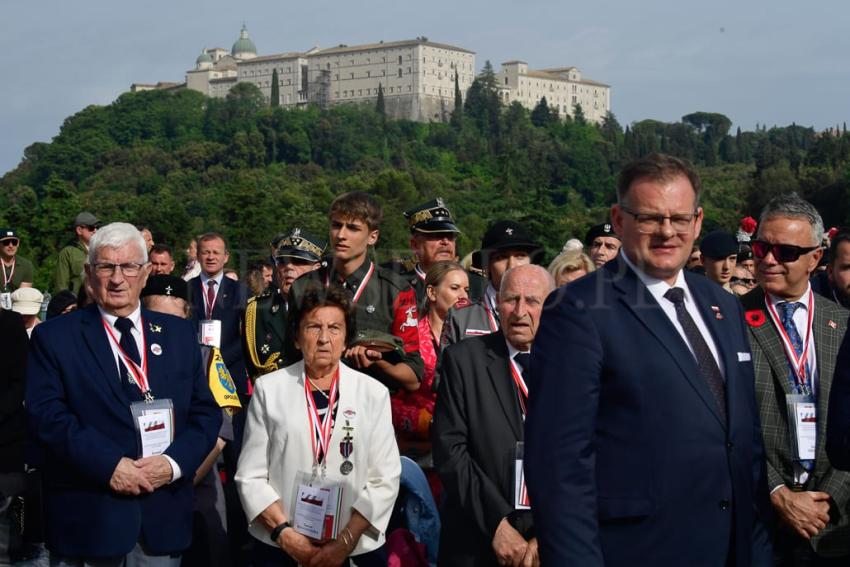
[141,275,188,301]
[585,223,619,245]
[700,231,738,259]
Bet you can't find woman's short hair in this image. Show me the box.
[548,250,595,280]
[290,282,357,346]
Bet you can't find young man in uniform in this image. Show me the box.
[288,192,424,391]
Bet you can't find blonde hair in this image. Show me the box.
[548,249,595,281]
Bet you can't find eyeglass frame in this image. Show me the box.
[0,238,19,247]
[730,276,757,286]
[90,262,149,277]
[750,240,820,263]
[618,206,700,234]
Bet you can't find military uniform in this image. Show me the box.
[54,241,87,294]
[244,288,288,378]
[288,259,425,385]
[243,227,326,380]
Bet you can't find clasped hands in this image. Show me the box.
[109,456,173,495]
[277,527,354,567]
[771,485,832,540]
[493,518,539,567]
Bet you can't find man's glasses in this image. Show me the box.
[92,262,147,277]
[82,225,98,232]
[619,206,698,234]
[730,276,756,286]
[751,240,820,263]
[1,239,19,247]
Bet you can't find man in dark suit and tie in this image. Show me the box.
[433,264,554,567]
[742,194,850,564]
[525,153,773,566]
[26,222,221,565]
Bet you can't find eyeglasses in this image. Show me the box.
[619,206,698,234]
[82,225,98,232]
[1,239,19,247]
[730,276,756,286]
[92,262,147,277]
[751,240,820,263]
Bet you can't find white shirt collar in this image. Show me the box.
[505,338,529,359]
[98,304,142,332]
[621,251,689,297]
[767,284,813,311]
[200,271,224,287]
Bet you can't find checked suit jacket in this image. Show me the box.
[741,287,850,556]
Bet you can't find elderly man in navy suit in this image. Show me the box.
[26,222,221,566]
[525,154,773,566]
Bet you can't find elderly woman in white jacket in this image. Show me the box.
[236,284,400,567]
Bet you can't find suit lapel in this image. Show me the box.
[745,289,796,397]
[80,305,130,405]
[214,277,232,318]
[485,335,523,440]
[141,311,167,396]
[812,297,842,464]
[609,260,726,428]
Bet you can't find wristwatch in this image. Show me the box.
[270,520,292,542]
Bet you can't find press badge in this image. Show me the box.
[514,442,531,510]
[291,471,343,542]
[130,399,175,458]
[785,394,816,461]
[198,319,222,348]
[0,292,11,311]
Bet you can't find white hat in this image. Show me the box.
[11,287,44,315]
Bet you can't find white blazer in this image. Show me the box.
[235,360,401,555]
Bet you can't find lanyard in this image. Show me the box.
[325,261,375,304]
[2,259,14,289]
[202,278,220,319]
[304,368,340,470]
[508,356,529,416]
[414,264,426,282]
[483,302,499,332]
[765,293,814,391]
[102,317,153,402]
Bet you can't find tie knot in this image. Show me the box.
[514,352,531,372]
[778,301,802,321]
[207,279,217,290]
[664,287,685,305]
[114,317,134,335]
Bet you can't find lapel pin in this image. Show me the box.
[261,344,270,354]
[150,343,163,356]
[365,305,376,314]
[149,323,162,333]
[710,306,723,320]
[271,304,279,313]
[829,320,838,329]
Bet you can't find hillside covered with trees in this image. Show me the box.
[3,63,850,291]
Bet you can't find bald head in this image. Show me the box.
[498,264,555,351]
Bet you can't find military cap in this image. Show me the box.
[0,228,18,241]
[141,274,188,301]
[480,220,543,263]
[737,243,753,262]
[350,329,404,357]
[403,198,460,234]
[585,223,619,245]
[74,211,100,228]
[274,228,326,263]
[700,230,738,259]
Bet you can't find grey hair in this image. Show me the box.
[87,222,148,264]
[500,264,556,296]
[757,193,824,246]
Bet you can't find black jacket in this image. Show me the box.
[0,309,29,473]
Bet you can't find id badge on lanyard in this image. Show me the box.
[0,292,11,310]
[785,394,816,461]
[199,319,222,348]
[130,399,175,458]
[514,442,531,510]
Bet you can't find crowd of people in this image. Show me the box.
[3,152,850,566]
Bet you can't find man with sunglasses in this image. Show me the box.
[0,229,34,310]
[244,228,325,379]
[729,266,757,296]
[741,193,850,564]
[54,211,100,294]
[526,153,772,566]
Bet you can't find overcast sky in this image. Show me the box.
[3,0,849,175]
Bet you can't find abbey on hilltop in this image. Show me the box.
[131,25,610,123]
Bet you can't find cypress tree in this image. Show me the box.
[376,82,386,119]
[270,69,280,107]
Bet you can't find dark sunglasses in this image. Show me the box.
[1,238,19,246]
[730,276,756,286]
[751,240,820,263]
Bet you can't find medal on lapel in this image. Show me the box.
[339,420,354,475]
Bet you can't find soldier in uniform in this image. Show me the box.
[585,222,621,268]
[244,228,325,380]
[288,191,424,392]
[397,198,486,311]
[441,220,543,348]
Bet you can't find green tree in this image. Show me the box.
[530,97,556,127]
[271,69,280,107]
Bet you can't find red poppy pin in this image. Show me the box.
[745,309,766,328]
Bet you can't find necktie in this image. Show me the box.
[664,287,727,422]
[777,301,815,472]
[206,279,217,319]
[114,317,142,400]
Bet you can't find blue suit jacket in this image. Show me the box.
[525,255,772,566]
[25,304,222,557]
[188,275,249,398]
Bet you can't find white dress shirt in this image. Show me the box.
[621,253,725,376]
[766,285,818,393]
[98,304,182,481]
